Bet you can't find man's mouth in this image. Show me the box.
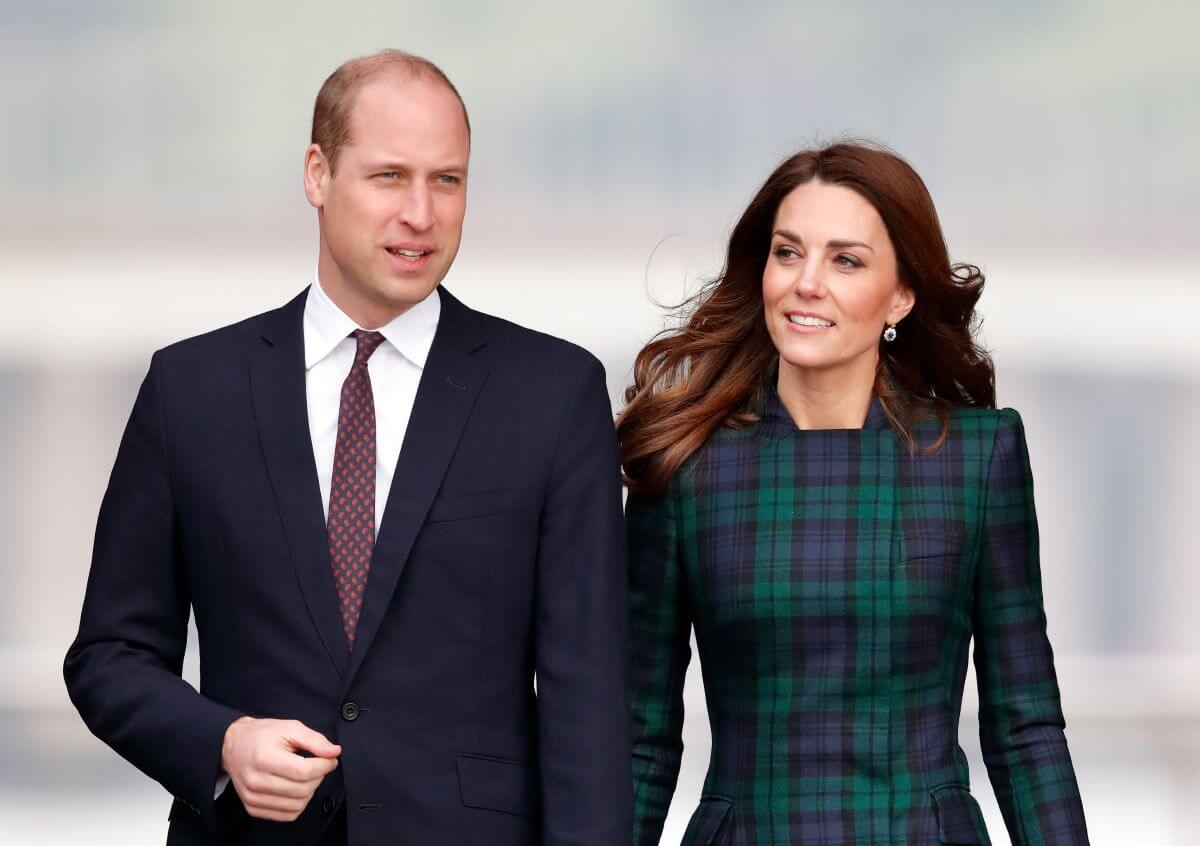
[386,247,431,259]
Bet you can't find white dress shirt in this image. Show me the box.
[304,274,441,535]
[216,277,440,797]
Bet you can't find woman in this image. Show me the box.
[619,142,1088,845]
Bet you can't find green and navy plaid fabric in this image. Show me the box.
[628,392,1088,845]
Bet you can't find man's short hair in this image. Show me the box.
[311,49,470,173]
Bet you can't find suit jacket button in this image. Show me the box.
[323,796,337,815]
[341,702,359,721]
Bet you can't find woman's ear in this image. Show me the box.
[888,283,915,325]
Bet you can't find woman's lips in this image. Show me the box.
[785,312,835,332]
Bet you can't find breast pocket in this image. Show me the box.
[904,527,968,561]
[426,486,526,524]
[902,528,973,597]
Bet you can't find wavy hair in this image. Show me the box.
[618,141,995,497]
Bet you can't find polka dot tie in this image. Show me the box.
[327,329,386,649]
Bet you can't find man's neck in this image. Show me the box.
[316,259,411,330]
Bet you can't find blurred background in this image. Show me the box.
[1,0,1197,842]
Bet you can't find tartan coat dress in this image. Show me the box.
[627,390,1089,845]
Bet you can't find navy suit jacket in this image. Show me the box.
[64,287,632,845]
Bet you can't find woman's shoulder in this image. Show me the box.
[935,408,1031,470]
[904,406,1027,454]
[945,405,1023,430]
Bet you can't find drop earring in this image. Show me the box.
[883,323,898,342]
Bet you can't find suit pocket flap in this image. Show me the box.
[427,486,524,523]
[931,785,990,844]
[456,753,539,818]
[682,795,734,845]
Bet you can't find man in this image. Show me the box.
[64,50,631,845]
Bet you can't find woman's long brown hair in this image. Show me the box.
[618,141,995,497]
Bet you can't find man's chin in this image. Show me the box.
[371,276,439,308]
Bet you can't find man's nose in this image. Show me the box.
[396,184,434,233]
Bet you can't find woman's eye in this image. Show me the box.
[835,254,863,268]
[773,245,799,260]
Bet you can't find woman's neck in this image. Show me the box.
[775,353,877,430]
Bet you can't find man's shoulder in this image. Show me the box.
[153,293,302,369]
[470,305,602,378]
[158,312,266,358]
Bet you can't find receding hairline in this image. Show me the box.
[311,49,470,170]
[346,51,463,98]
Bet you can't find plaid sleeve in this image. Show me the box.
[972,409,1090,844]
[627,482,693,846]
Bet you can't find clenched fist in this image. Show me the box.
[220,716,341,822]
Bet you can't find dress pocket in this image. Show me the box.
[456,753,539,818]
[904,528,968,561]
[930,784,991,845]
[682,795,734,845]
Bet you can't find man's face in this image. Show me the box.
[305,74,470,322]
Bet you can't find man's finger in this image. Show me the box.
[238,772,316,800]
[242,799,305,822]
[240,789,308,815]
[268,749,339,783]
[282,722,342,759]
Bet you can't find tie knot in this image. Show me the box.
[351,329,386,364]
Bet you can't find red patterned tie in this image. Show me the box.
[327,329,386,649]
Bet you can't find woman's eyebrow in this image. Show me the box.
[826,239,874,253]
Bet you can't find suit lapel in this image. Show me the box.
[250,289,349,678]
[343,288,489,688]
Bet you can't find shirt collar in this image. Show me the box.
[303,272,442,370]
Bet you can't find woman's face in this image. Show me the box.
[763,179,914,377]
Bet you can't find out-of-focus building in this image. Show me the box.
[1,2,1197,842]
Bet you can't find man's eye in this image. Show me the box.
[376,172,398,180]
[437,174,461,185]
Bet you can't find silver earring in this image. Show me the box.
[883,324,898,342]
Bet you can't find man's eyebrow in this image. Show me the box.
[364,160,410,170]
[365,161,468,173]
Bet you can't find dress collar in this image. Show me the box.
[758,386,889,435]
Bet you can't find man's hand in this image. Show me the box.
[220,716,341,822]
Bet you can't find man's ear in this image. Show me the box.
[303,144,330,209]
